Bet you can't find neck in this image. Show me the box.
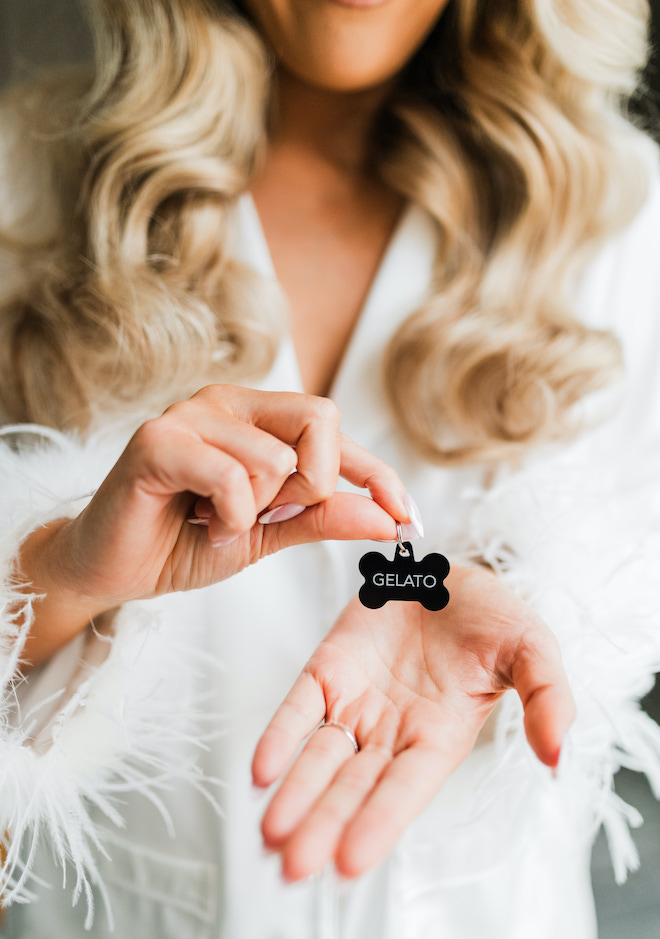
[269,68,392,175]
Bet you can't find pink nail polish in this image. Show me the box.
[402,492,425,539]
[550,744,563,780]
[188,516,210,527]
[258,503,306,525]
[399,524,420,542]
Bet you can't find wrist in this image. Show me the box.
[17,519,116,669]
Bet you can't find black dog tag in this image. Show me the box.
[359,542,450,611]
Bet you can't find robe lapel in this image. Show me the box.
[232,194,437,446]
[232,194,306,395]
[328,202,437,448]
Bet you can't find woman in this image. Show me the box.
[0,0,659,936]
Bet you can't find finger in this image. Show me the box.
[279,744,391,882]
[199,387,408,522]
[234,390,343,507]
[272,432,409,524]
[335,744,455,878]
[261,723,361,851]
[252,671,326,788]
[510,630,576,768]
[128,422,257,541]
[258,492,398,556]
[202,419,297,512]
[337,434,408,524]
[161,403,298,511]
[191,496,213,520]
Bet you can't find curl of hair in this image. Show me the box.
[0,0,285,430]
[0,0,653,461]
[381,0,651,462]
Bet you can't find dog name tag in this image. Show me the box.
[359,541,450,611]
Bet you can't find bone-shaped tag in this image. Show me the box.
[358,542,450,611]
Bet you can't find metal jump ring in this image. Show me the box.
[315,720,359,753]
[396,522,410,557]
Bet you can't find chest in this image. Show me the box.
[250,176,403,397]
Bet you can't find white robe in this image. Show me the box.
[1,135,660,938]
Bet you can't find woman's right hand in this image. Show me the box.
[18,384,409,667]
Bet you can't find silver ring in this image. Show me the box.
[396,522,410,557]
[315,720,359,753]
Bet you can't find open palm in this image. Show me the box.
[252,564,575,881]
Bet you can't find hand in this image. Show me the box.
[19,384,408,665]
[252,564,576,881]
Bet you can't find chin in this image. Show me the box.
[282,51,406,94]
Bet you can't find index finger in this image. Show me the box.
[234,390,343,507]
[337,433,408,524]
[232,389,408,522]
[272,432,408,524]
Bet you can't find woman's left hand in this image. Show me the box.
[252,564,575,881]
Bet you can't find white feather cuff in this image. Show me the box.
[466,437,660,884]
[0,425,219,928]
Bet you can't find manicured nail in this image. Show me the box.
[258,503,306,525]
[401,492,424,540]
[188,516,210,526]
[550,743,564,780]
[211,534,239,548]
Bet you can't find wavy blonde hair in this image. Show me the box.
[0,0,282,430]
[0,0,652,461]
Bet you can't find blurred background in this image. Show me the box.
[1,0,660,935]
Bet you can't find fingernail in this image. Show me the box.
[399,524,421,542]
[403,492,424,539]
[188,516,210,527]
[258,503,306,525]
[551,755,560,780]
[211,534,239,548]
[551,741,567,780]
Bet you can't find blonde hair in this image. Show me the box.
[0,0,652,461]
[382,0,651,461]
[0,0,283,430]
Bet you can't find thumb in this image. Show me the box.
[258,492,399,554]
[510,629,576,769]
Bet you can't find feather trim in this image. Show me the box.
[464,436,660,883]
[0,425,221,927]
